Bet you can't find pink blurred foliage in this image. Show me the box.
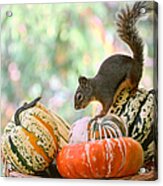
[1,98,16,130]
[18,24,27,35]
[8,62,21,82]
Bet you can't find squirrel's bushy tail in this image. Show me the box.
[117,1,152,65]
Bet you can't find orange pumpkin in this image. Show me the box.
[56,137,144,178]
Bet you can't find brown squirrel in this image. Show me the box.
[74,2,152,118]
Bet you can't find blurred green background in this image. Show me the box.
[1,2,154,130]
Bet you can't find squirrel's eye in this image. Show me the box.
[76,92,83,101]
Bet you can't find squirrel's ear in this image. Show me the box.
[78,76,88,87]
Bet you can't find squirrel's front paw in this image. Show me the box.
[90,111,106,122]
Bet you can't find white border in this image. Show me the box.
[0,0,157,4]
[0,0,162,186]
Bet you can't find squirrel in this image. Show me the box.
[74,1,152,118]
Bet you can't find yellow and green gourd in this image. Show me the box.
[1,97,70,175]
[109,88,157,162]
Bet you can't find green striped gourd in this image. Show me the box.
[1,97,70,175]
[109,88,157,162]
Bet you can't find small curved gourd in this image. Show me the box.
[69,114,128,144]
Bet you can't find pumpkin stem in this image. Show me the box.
[14,97,41,126]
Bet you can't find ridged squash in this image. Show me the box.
[2,97,70,175]
[57,137,144,178]
[109,88,157,162]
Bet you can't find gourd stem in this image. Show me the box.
[14,97,41,126]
